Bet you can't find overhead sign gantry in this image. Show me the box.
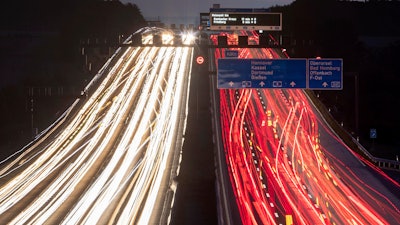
[209,8,282,31]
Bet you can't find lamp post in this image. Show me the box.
[345,72,359,137]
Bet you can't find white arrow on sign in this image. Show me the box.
[229,81,234,87]
[259,81,265,87]
[322,82,328,87]
[290,81,296,87]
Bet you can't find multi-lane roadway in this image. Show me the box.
[0,27,399,225]
[0,28,193,224]
[212,31,400,225]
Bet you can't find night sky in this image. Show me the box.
[120,0,294,25]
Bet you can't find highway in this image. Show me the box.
[0,27,399,225]
[212,31,400,225]
[0,28,193,224]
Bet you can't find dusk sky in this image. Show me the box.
[120,0,294,25]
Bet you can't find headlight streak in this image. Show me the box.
[0,46,141,223]
[86,46,167,223]
[61,46,162,224]
[0,30,193,224]
[136,47,187,224]
[0,99,78,175]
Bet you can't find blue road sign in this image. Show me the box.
[308,59,343,90]
[225,50,239,58]
[217,58,307,89]
[370,128,377,139]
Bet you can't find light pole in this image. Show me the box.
[30,97,35,138]
[345,72,359,137]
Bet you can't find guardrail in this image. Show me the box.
[305,90,400,172]
[375,158,400,171]
[353,139,400,171]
